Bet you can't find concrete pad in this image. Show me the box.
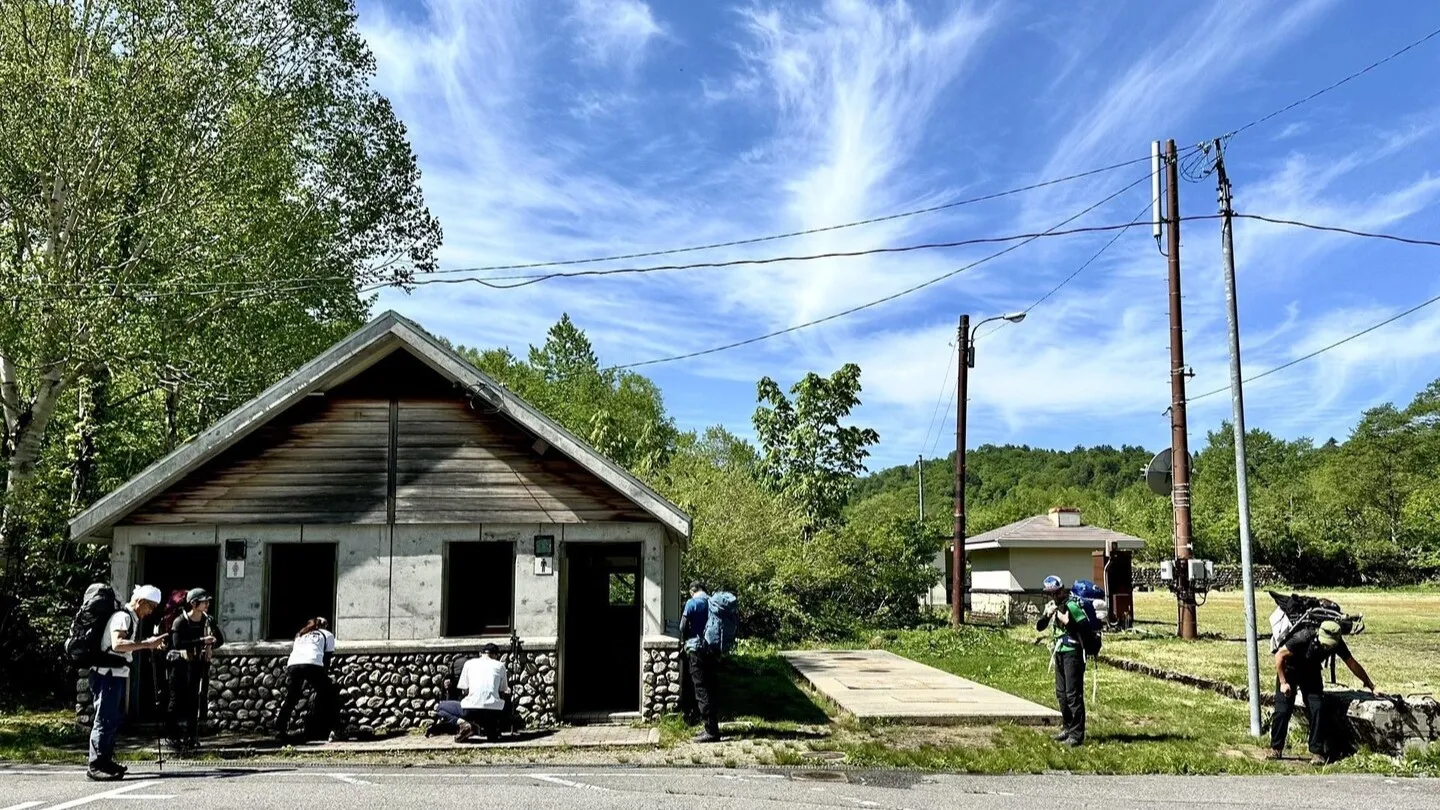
[783,649,1060,726]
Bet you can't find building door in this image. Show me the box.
[561,543,641,716]
[131,544,220,726]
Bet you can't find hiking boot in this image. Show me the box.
[86,760,124,781]
[454,720,474,743]
[1064,736,1084,747]
[1309,754,1327,766]
[1264,748,1284,761]
[1052,730,1073,742]
[692,732,722,744]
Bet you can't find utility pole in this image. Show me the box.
[952,315,970,628]
[1164,139,1198,640]
[1215,139,1263,736]
[917,455,926,520]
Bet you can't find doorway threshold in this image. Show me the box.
[564,711,642,726]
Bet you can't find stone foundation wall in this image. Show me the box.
[969,591,1050,626]
[642,644,682,721]
[77,645,559,734]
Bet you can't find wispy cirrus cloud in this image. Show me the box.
[568,0,666,70]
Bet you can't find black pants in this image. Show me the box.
[166,659,205,743]
[276,664,338,737]
[1053,649,1086,741]
[1271,678,1325,755]
[679,649,698,721]
[688,648,720,736]
[434,698,512,739]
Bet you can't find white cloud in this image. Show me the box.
[569,0,665,70]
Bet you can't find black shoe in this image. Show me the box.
[1052,731,1072,742]
[693,732,722,744]
[1065,736,1084,747]
[87,761,124,781]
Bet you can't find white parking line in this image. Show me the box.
[531,775,611,792]
[0,801,45,810]
[323,774,374,786]
[39,781,163,810]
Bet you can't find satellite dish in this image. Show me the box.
[1144,449,1173,496]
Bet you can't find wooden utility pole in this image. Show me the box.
[952,315,970,628]
[1164,139,1199,640]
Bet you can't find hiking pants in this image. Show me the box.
[688,647,721,737]
[166,659,205,743]
[1271,678,1325,755]
[88,671,126,768]
[435,699,512,738]
[276,664,338,737]
[1053,649,1086,741]
[679,648,698,721]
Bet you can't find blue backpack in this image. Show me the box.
[702,591,739,654]
[1069,580,1105,657]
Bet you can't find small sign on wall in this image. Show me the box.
[224,539,247,579]
[534,557,553,576]
[226,560,245,579]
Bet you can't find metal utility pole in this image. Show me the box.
[1164,139,1198,640]
[1214,139,1263,736]
[917,455,926,520]
[952,315,971,628]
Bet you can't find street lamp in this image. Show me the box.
[952,311,1026,628]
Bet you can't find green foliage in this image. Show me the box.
[456,314,677,479]
[753,364,879,541]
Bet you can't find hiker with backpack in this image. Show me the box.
[1269,619,1376,764]
[273,617,340,743]
[1035,575,1097,747]
[68,583,168,781]
[164,588,224,752]
[679,581,738,744]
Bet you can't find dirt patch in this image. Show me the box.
[868,725,997,751]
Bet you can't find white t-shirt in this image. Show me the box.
[93,609,137,678]
[287,629,336,668]
[457,656,508,711]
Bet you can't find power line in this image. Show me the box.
[1221,26,1440,142]
[609,173,1154,371]
[921,341,958,457]
[1188,291,1440,402]
[1235,213,1440,248]
[928,374,957,460]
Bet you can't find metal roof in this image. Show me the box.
[966,514,1147,552]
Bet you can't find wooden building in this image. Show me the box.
[69,311,692,731]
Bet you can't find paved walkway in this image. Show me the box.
[108,725,659,756]
[783,649,1060,726]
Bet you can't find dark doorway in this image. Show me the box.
[131,545,220,726]
[265,543,337,640]
[562,543,641,716]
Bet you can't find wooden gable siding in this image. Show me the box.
[394,399,651,524]
[129,397,391,525]
[127,348,655,527]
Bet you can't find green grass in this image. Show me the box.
[0,711,83,763]
[1101,590,1440,696]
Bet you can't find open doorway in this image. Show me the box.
[130,545,220,726]
[561,543,641,717]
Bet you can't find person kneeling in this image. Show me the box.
[454,643,511,743]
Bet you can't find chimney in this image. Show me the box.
[1048,507,1082,528]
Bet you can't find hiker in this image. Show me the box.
[453,643,512,743]
[1035,575,1087,747]
[273,617,339,743]
[424,670,466,737]
[1269,619,1376,764]
[680,581,722,743]
[86,584,168,781]
[678,580,710,726]
[165,588,224,751]
[151,589,189,728]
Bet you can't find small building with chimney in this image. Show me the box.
[965,507,1145,625]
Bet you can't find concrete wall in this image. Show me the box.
[1007,548,1095,592]
[970,549,1018,592]
[114,520,673,644]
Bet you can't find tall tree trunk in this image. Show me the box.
[164,385,179,451]
[70,368,110,513]
[0,367,76,583]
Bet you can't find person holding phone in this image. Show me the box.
[87,585,167,781]
[165,588,224,751]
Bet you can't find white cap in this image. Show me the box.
[132,584,163,606]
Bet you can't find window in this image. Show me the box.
[444,542,515,636]
[266,543,337,640]
[608,572,636,606]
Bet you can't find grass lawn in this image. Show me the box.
[0,710,79,762]
[1100,590,1440,696]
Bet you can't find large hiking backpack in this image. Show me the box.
[1069,580,1106,657]
[702,591,739,654]
[65,583,127,669]
[1267,591,1363,654]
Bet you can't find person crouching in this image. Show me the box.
[1035,575,1087,747]
[453,643,512,743]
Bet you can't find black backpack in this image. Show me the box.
[65,583,127,669]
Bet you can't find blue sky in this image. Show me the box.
[357,0,1440,471]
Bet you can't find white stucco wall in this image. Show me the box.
[113,520,671,644]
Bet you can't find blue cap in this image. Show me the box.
[1042,576,1064,593]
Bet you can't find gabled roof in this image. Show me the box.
[966,515,1146,552]
[69,311,691,542]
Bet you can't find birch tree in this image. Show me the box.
[0,0,441,577]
